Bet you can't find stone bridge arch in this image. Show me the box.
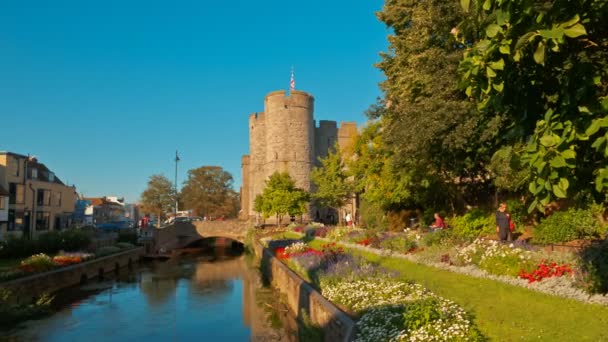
[154,220,249,252]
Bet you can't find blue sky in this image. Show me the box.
[0,0,388,202]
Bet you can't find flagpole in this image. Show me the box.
[174,150,179,217]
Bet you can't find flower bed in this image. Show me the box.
[269,237,484,341]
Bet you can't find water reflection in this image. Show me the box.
[5,249,287,341]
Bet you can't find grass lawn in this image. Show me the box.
[271,234,608,341]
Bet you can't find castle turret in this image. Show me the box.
[248,112,266,218]
[264,90,315,192]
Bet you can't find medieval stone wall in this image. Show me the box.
[242,89,357,223]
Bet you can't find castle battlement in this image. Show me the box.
[240,89,358,223]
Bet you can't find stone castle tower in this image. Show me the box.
[240,89,357,222]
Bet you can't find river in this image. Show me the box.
[4,248,293,341]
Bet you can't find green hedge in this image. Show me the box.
[533,208,603,244]
[0,230,92,259]
[448,209,495,239]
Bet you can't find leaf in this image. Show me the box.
[529,182,537,194]
[539,135,557,147]
[489,59,505,70]
[561,15,580,27]
[493,82,504,92]
[535,160,546,173]
[591,136,605,149]
[486,24,502,38]
[585,119,601,136]
[486,67,497,78]
[534,42,545,65]
[544,108,554,122]
[496,9,509,25]
[499,44,510,54]
[539,28,564,39]
[564,23,587,38]
[483,0,492,11]
[528,199,539,213]
[550,155,566,168]
[461,0,470,12]
[561,149,576,159]
[552,184,567,198]
[559,178,569,191]
[465,86,473,97]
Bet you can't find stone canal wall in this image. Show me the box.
[254,241,356,342]
[0,247,144,303]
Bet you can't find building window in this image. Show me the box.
[53,192,62,207]
[8,210,24,231]
[35,211,50,230]
[48,172,55,183]
[10,157,20,177]
[0,196,4,210]
[31,168,38,179]
[9,183,24,205]
[37,189,51,206]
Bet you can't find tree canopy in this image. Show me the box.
[254,172,309,225]
[180,166,239,218]
[458,0,608,211]
[311,145,353,223]
[140,174,175,222]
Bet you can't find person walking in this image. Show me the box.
[495,203,511,241]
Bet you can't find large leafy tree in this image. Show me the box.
[180,166,239,218]
[140,174,175,225]
[373,0,500,210]
[459,0,608,211]
[311,145,353,225]
[254,172,309,226]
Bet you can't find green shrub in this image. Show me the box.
[534,208,602,244]
[359,199,388,230]
[421,229,454,247]
[448,209,494,239]
[379,235,417,253]
[96,246,121,257]
[576,241,608,294]
[0,230,92,259]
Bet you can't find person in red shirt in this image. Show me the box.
[429,213,446,232]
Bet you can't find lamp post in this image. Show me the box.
[174,151,179,218]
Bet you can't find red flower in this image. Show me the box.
[519,261,573,283]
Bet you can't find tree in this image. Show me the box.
[254,172,310,226]
[140,174,175,225]
[311,145,353,225]
[180,166,239,218]
[458,0,608,211]
[372,0,500,210]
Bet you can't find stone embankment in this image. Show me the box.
[253,240,355,342]
[0,247,144,303]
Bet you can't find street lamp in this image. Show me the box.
[174,151,179,218]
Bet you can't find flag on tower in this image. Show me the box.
[290,67,295,91]
[175,150,180,162]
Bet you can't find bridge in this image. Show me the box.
[153,220,250,253]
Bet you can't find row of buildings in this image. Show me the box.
[0,152,138,240]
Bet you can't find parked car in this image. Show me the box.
[174,216,191,223]
[190,216,203,222]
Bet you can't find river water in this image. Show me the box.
[5,249,292,341]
